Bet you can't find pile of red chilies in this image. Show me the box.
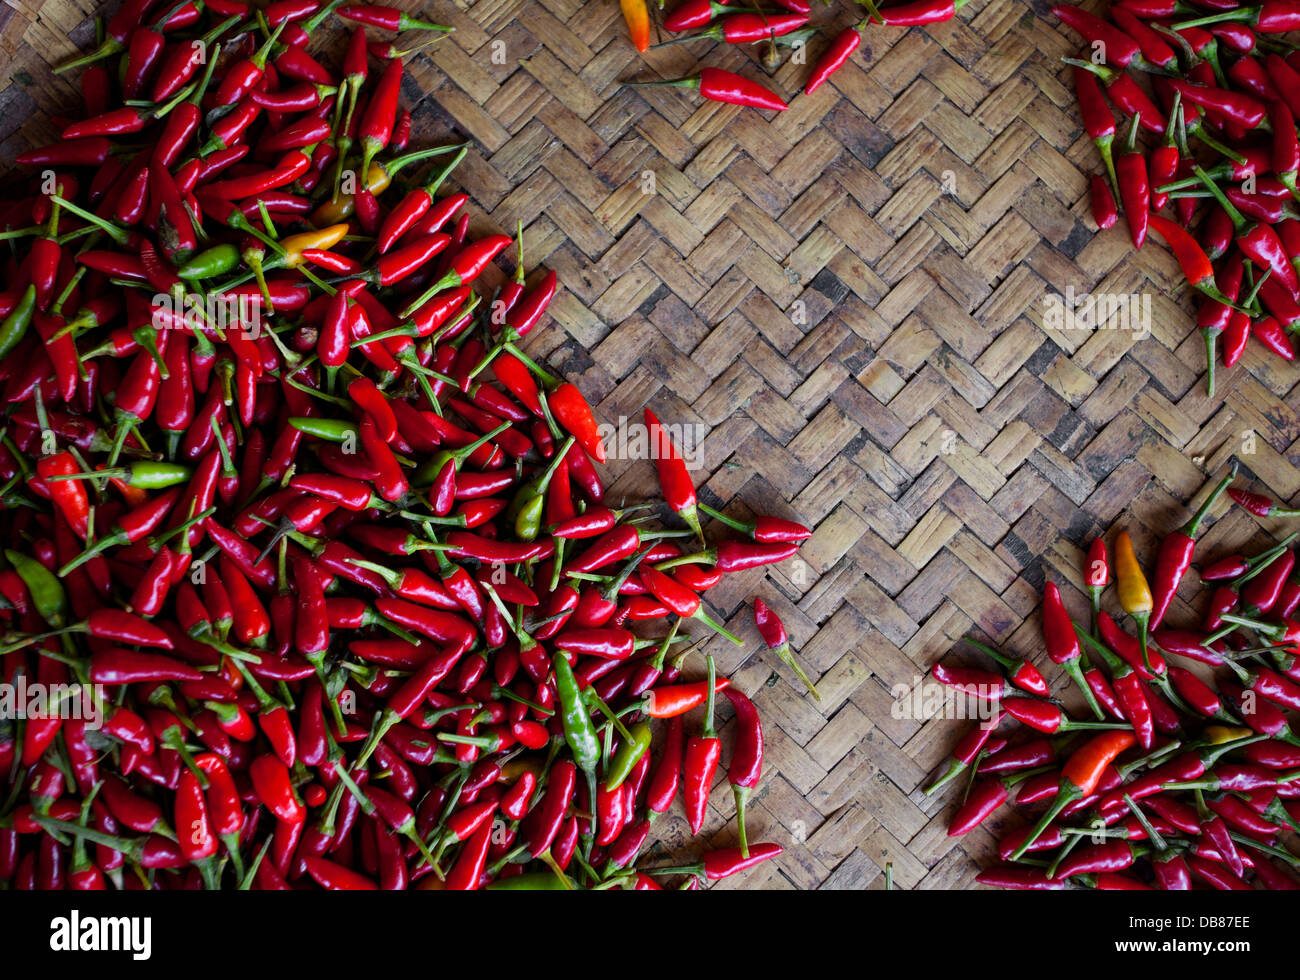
[1062,0,1300,396]
[931,463,1300,890]
[0,0,822,890]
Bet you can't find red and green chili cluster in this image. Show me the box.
[0,0,822,891]
[930,464,1300,890]
[1063,0,1300,396]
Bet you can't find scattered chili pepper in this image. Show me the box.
[1229,486,1300,518]
[621,0,651,51]
[751,597,820,699]
[631,67,788,111]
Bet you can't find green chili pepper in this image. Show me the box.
[509,436,575,542]
[125,460,192,488]
[604,721,652,792]
[289,417,359,442]
[175,243,242,279]
[0,285,36,360]
[553,651,600,775]
[5,548,69,628]
[47,460,191,490]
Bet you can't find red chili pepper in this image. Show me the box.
[175,769,218,866]
[805,27,861,96]
[1175,0,1300,33]
[924,712,1005,796]
[950,769,1038,837]
[35,453,89,540]
[1054,5,1143,66]
[680,657,722,834]
[62,105,156,140]
[1269,100,1300,204]
[976,866,1067,890]
[339,2,450,30]
[250,755,306,825]
[1111,115,1150,250]
[1081,670,1123,722]
[16,138,112,167]
[1055,841,1140,879]
[641,407,702,538]
[354,56,403,178]
[720,687,763,856]
[1042,581,1106,717]
[489,353,542,420]
[1172,77,1267,128]
[1114,7,1180,68]
[643,677,731,719]
[1220,306,1251,367]
[553,627,639,660]
[493,270,556,344]
[1101,643,1155,749]
[523,759,576,858]
[1097,612,1166,682]
[861,0,968,26]
[1229,486,1300,517]
[1090,174,1118,230]
[654,540,797,576]
[1254,316,1298,360]
[931,661,1008,700]
[1252,858,1300,889]
[304,854,378,890]
[1220,680,1300,741]
[1148,464,1237,629]
[1242,551,1297,617]
[1245,744,1300,775]
[90,648,203,685]
[637,68,788,111]
[378,162,465,257]
[1154,852,1190,889]
[1151,219,1238,332]
[663,0,732,30]
[1204,182,1300,300]
[669,10,808,44]
[698,841,782,878]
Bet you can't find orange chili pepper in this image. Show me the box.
[621,0,651,51]
[1009,730,1135,859]
[281,224,349,269]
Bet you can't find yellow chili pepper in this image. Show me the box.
[311,145,467,227]
[1204,725,1254,744]
[310,162,393,227]
[1113,530,1153,613]
[620,0,651,52]
[1114,529,1154,671]
[282,223,350,269]
[499,756,544,785]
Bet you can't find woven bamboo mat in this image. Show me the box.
[6,0,1298,891]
